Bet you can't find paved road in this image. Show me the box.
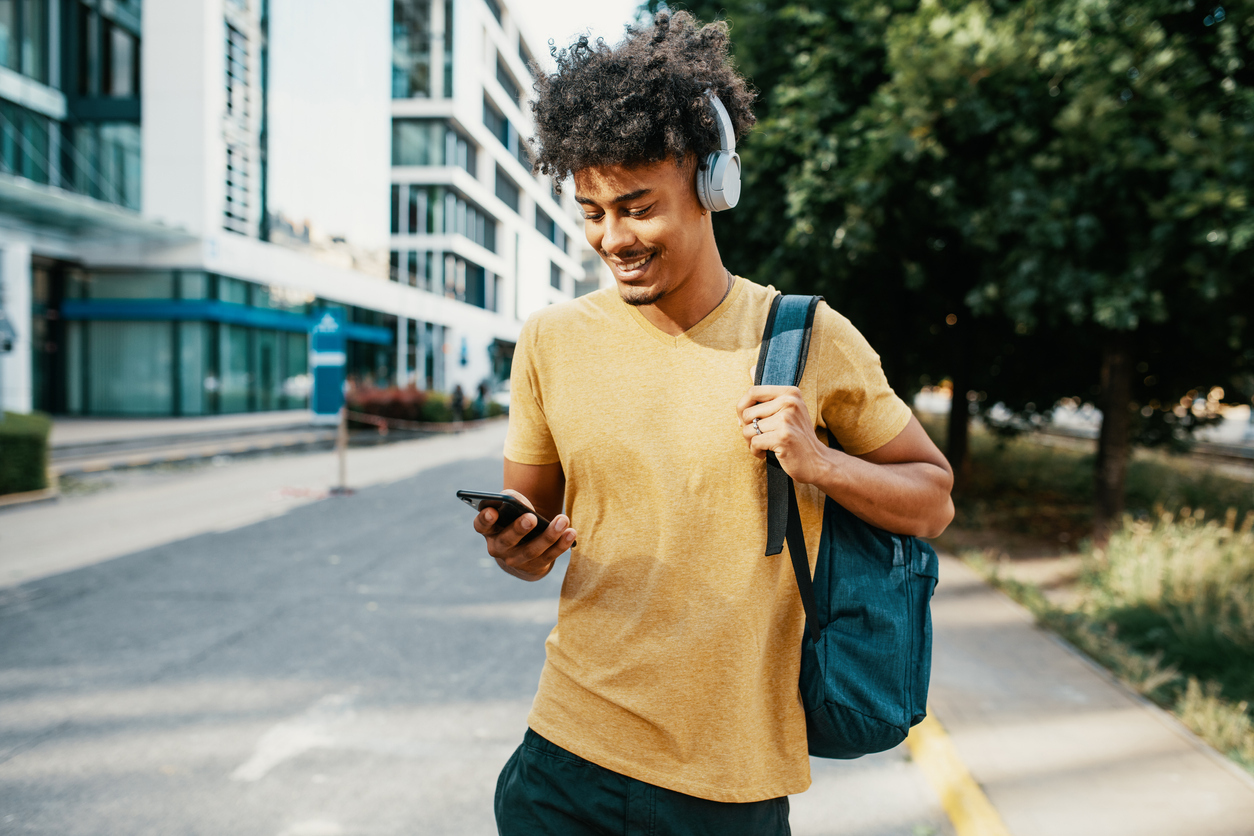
[0,433,952,836]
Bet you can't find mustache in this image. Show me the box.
[602,249,655,262]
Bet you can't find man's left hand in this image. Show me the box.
[737,385,828,485]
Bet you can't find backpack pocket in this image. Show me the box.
[801,499,920,758]
[905,539,940,728]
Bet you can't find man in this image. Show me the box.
[473,11,954,835]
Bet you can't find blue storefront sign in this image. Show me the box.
[310,308,347,424]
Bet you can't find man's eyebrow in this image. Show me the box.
[574,188,653,207]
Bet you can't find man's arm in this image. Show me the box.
[472,460,575,581]
[737,387,954,538]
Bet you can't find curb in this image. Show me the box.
[0,486,60,510]
[907,713,1013,836]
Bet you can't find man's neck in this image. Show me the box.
[634,259,732,336]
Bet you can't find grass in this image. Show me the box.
[932,412,1254,774]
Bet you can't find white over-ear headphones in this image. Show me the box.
[695,90,741,212]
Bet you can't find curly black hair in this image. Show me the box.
[529,10,756,185]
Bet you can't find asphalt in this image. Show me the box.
[0,425,953,836]
[2,422,1253,834]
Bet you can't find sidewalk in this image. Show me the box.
[48,411,338,476]
[50,410,317,448]
[927,555,1254,836]
[0,421,511,589]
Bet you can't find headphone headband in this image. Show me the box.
[706,90,736,156]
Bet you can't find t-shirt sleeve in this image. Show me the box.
[812,303,913,456]
[504,316,561,465]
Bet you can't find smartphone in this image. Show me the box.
[457,490,552,543]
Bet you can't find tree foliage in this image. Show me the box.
[656,0,1254,525]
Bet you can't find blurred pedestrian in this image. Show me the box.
[451,384,465,422]
[471,11,954,835]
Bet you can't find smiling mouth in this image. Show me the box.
[611,252,655,279]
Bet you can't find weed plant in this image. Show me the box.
[1085,510,1254,710]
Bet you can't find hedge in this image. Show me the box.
[0,411,51,495]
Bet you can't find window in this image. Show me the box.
[392,0,431,98]
[440,254,489,308]
[0,0,48,82]
[19,0,44,82]
[483,98,507,147]
[104,21,138,97]
[0,2,15,72]
[0,100,50,185]
[442,0,453,98]
[445,126,476,176]
[496,56,521,106]
[224,144,251,233]
[392,119,475,174]
[407,186,422,234]
[225,24,249,118]
[550,262,562,291]
[68,121,142,209]
[395,185,497,253]
[519,40,535,76]
[76,2,98,96]
[536,207,567,253]
[391,184,401,234]
[495,166,519,212]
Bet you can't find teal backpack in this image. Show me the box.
[755,294,940,759]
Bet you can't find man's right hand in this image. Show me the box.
[472,488,576,582]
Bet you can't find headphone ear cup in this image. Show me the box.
[696,152,719,212]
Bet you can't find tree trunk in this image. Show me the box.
[946,362,971,494]
[1094,332,1133,542]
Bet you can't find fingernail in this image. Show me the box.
[564,530,575,542]
[521,516,535,530]
[555,517,568,532]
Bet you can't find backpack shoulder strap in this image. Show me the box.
[755,294,822,642]
[755,294,822,555]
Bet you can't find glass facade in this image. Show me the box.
[496,56,520,107]
[485,106,529,168]
[392,0,452,100]
[0,99,50,184]
[392,118,475,174]
[0,1,143,210]
[535,207,568,254]
[45,269,408,417]
[391,183,496,252]
[0,0,48,82]
[495,165,519,212]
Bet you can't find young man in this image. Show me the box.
[473,12,954,835]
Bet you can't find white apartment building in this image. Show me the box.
[0,0,583,417]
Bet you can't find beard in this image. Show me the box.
[618,283,668,306]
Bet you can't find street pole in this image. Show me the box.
[331,406,352,496]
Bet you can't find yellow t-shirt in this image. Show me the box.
[504,277,912,802]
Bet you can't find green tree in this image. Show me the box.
[662,0,1254,533]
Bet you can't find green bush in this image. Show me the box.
[0,411,51,495]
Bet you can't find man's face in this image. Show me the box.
[573,156,708,307]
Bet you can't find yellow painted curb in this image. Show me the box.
[907,713,1013,836]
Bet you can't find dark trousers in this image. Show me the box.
[495,729,791,836]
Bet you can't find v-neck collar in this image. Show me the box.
[619,276,745,348]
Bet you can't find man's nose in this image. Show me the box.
[600,215,636,255]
